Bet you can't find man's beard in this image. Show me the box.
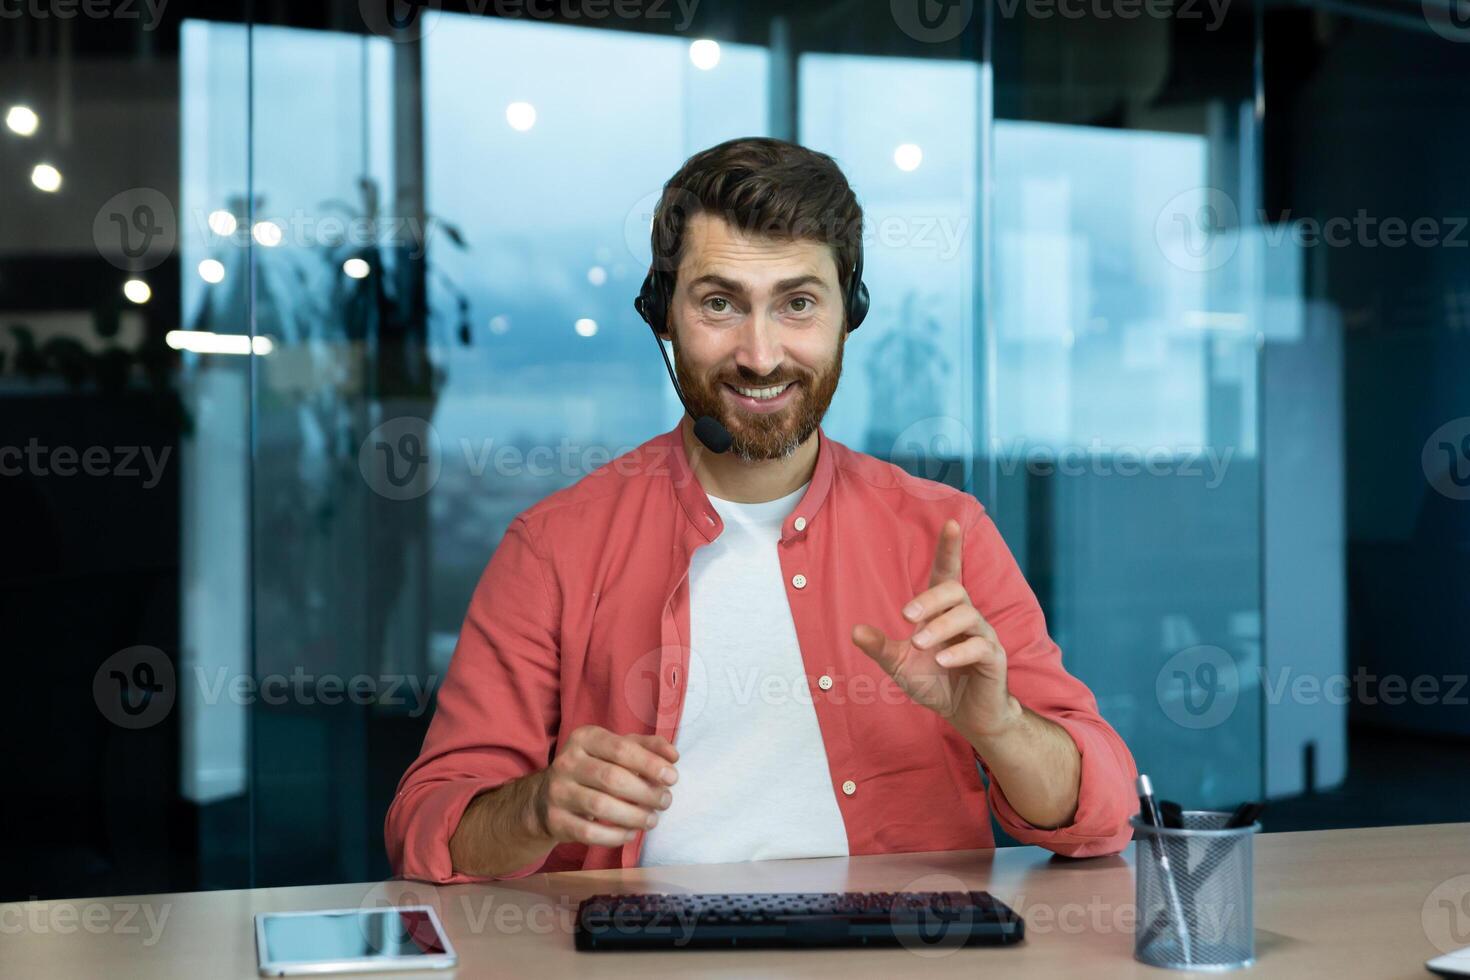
[671,336,844,463]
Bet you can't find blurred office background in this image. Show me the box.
[2,0,1466,900]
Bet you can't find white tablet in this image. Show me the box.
[254,906,457,976]
[1429,945,1470,978]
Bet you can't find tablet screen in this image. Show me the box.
[258,907,452,971]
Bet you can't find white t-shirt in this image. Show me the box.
[638,481,850,867]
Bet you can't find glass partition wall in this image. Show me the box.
[987,12,1279,814]
[1,3,1281,900]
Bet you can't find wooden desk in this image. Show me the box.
[2,823,1466,978]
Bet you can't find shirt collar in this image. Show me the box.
[663,420,837,545]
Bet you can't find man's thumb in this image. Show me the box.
[851,624,889,664]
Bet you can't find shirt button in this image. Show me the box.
[794,516,807,531]
[817,674,833,691]
[841,780,857,796]
[792,573,808,589]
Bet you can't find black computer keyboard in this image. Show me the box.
[573,890,1025,950]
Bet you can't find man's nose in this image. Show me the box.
[732,308,783,379]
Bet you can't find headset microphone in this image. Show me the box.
[648,316,734,454]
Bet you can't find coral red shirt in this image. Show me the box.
[386,423,1138,883]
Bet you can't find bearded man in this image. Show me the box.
[386,137,1137,882]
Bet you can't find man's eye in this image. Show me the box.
[789,297,811,313]
[706,297,730,313]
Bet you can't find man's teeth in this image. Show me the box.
[731,382,791,401]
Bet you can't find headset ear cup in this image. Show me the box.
[636,270,670,337]
[847,279,870,332]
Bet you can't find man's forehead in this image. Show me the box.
[679,211,838,281]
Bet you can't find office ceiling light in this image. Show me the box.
[5,105,39,136]
[506,101,536,132]
[252,220,283,247]
[893,144,923,172]
[489,315,510,334]
[587,265,607,286]
[166,330,273,356]
[198,259,226,284]
[208,210,238,236]
[689,39,721,70]
[574,317,598,337]
[31,163,62,192]
[123,279,152,304]
[343,257,371,279]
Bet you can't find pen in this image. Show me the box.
[1160,800,1184,830]
[1184,801,1265,888]
[1138,774,1194,964]
[1224,801,1264,830]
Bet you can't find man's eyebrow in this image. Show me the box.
[686,273,830,294]
[686,273,745,294]
[774,274,829,294]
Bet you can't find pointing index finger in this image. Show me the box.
[929,518,963,588]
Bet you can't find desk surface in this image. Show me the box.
[2,822,1466,978]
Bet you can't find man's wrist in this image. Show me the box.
[512,770,552,844]
[958,694,1026,755]
[450,772,557,878]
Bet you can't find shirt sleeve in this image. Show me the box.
[384,515,562,883]
[960,499,1138,858]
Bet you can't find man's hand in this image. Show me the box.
[449,725,678,878]
[850,518,1084,831]
[527,725,679,847]
[850,518,1022,739]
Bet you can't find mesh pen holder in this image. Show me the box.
[1130,810,1261,971]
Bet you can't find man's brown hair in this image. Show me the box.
[648,137,865,318]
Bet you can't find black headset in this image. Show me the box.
[632,238,869,454]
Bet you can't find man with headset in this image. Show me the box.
[386,137,1138,882]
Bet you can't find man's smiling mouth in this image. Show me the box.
[725,381,794,401]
